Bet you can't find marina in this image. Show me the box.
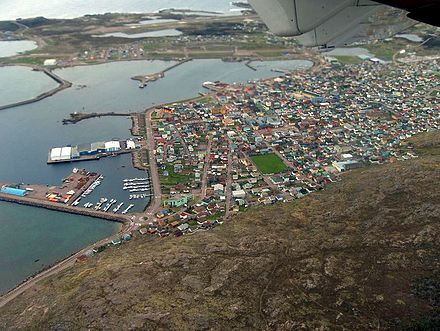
[0,169,149,220]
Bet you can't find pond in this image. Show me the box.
[93,29,183,39]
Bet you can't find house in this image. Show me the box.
[164,194,193,208]
[232,189,246,199]
[177,223,189,232]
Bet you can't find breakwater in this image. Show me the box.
[131,59,192,86]
[62,112,133,124]
[0,67,72,111]
[0,193,129,223]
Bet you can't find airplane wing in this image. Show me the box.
[248,0,439,47]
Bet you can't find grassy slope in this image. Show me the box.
[0,132,439,330]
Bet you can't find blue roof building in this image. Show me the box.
[1,186,27,197]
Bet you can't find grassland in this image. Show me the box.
[250,153,287,174]
[332,55,364,64]
[159,164,192,187]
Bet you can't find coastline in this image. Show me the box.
[0,213,129,307]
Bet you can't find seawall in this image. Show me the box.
[0,193,129,223]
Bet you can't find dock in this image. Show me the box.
[0,169,130,223]
[62,112,132,125]
[131,59,192,87]
[47,149,132,164]
[245,60,257,71]
[47,140,136,164]
[0,193,129,223]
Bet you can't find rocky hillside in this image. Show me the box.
[1,132,439,330]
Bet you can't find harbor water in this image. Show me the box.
[0,202,120,294]
[0,66,58,107]
[0,58,312,293]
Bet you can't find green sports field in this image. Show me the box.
[250,153,287,174]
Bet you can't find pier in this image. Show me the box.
[245,60,257,71]
[62,112,132,125]
[131,59,192,87]
[47,149,133,164]
[0,67,72,111]
[0,169,130,223]
[47,140,139,164]
[0,193,130,223]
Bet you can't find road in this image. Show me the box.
[225,139,233,217]
[200,136,212,199]
[143,108,162,220]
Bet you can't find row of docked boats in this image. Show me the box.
[129,193,152,200]
[123,177,149,183]
[121,204,135,214]
[72,175,104,206]
[82,175,104,198]
[80,198,134,215]
[123,177,151,193]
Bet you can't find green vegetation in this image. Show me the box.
[0,57,46,65]
[207,212,225,221]
[250,153,287,174]
[0,22,19,32]
[333,55,364,65]
[255,50,285,58]
[159,164,192,187]
[365,43,397,61]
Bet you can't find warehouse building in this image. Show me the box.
[60,147,72,161]
[90,142,106,154]
[126,140,136,150]
[105,141,121,152]
[78,143,92,156]
[1,186,27,197]
[50,147,63,161]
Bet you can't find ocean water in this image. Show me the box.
[0,58,312,293]
[0,40,37,57]
[0,66,58,107]
[0,0,242,20]
[0,202,120,294]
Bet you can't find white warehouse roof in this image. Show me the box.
[50,148,62,160]
[126,140,136,149]
[61,147,72,157]
[60,147,72,160]
[105,141,121,150]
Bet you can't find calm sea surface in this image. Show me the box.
[0,58,312,293]
[0,0,241,20]
[0,66,58,107]
[0,40,37,57]
[0,202,120,294]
